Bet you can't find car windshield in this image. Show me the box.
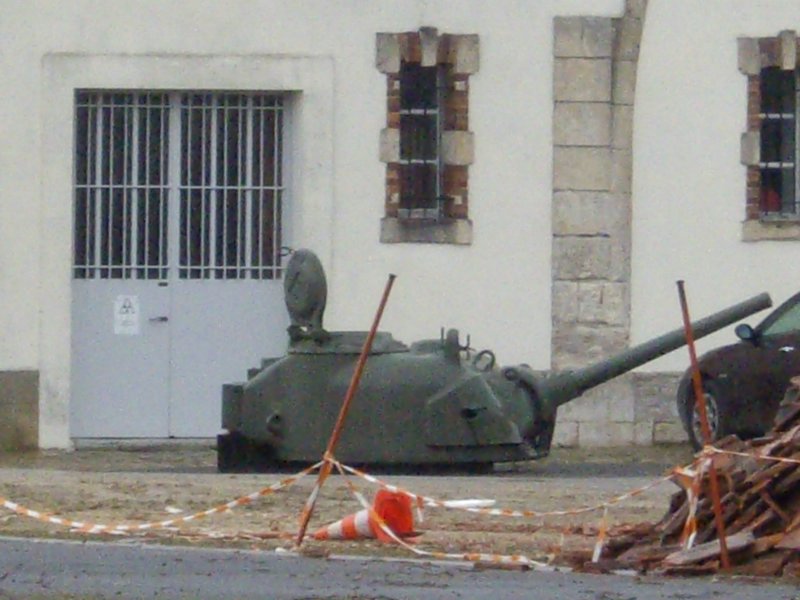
[762,298,800,336]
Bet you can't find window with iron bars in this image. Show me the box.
[758,67,798,217]
[73,91,284,280]
[378,29,477,244]
[398,62,444,219]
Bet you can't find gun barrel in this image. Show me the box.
[539,292,772,409]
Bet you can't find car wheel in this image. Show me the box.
[681,379,733,451]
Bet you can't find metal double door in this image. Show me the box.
[70,91,288,438]
[71,278,287,438]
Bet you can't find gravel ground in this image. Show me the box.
[0,443,696,567]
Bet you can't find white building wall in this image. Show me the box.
[631,0,800,369]
[0,0,624,447]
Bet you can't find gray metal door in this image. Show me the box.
[71,92,287,438]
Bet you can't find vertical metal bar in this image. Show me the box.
[94,95,105,279]
[780,106,794,213]
[85,98,94,276]
[161,96,167,276]
[676,281,731,570]
[204,95,210,277]
[164,95,170,276]
[223,96,229,278]
[108,98,116,278]
[234,98,240,276]
[161,95,169,278]
[167,93,182,284]
[201,99,208,277]
[276,97,282,186]
[245,96,254,277]
[157,95,163,277]
[195,95,199,273]
[122,97,130,278]
[273,100,280,272]
[258,98,266,277]
[130,95,140,278]
[185,95,192,277]
[183,95,190,277]
[143,96,151,275]
[238,97,245,277]
[435,65,443,207]
[209,95,218,278]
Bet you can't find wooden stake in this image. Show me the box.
[295,273,397,547]
[676,280,731,569]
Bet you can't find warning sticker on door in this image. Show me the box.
[114,295,140,335]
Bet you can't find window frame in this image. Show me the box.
[740,32,800,241]
[397,61,445,219]
[377,29,478,245]
[756,67,798,218]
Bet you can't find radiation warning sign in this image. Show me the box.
[114,295,140,335]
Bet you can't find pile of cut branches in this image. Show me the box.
[594,378,800,577]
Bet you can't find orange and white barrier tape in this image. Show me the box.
[672,462,705,550]
[314,488,418,542]
[703,423,800,463]
[670,438,800,551]
[333,459,673,519]
[675,441,800,548]
[331,463,544,570]
[297,480,323,534]
[707,446,800,466]
[0,461,321,535]
[591,507,609,563]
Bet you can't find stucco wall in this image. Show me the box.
[0,0,625,447]
[631,0,800,369]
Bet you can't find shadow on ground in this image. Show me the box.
[0,443,695,478]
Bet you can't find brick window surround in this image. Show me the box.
[377,28,477,245]
[739,31,800,241]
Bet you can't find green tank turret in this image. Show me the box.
[217,249,772,472]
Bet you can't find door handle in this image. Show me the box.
[149,316,169,323]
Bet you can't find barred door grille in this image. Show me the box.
[74,92,170,280]
[179,94,283,280]
[73,91,284,280]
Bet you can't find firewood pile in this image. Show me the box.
[597,377,800,577]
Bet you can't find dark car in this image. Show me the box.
[677,290,800,450]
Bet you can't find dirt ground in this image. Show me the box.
[0,443,695,566]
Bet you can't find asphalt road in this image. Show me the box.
[0,536,797,600]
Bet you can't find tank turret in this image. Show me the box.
[217,249,772,471]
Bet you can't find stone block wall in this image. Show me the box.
[551,371,685,447]
[550,1,684,446]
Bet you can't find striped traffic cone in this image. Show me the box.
[371,489,416,542]
[313,490,419,542]
[313,507,376,541]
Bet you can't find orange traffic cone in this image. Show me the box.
[371,489,417,542]
[313,508,376,541]
[313,490,419,542]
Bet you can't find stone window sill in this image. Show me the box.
[742,218,800,241]
[380,217,473,245]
